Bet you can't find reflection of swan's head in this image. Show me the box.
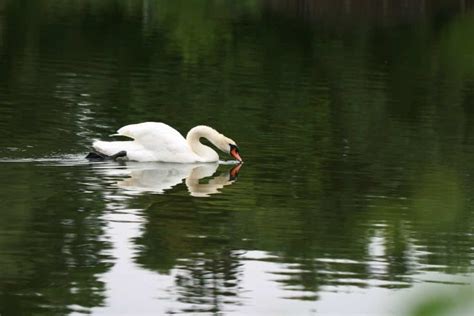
[116,163,243,197]
[185,163,242,197]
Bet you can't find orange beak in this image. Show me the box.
[230,147,243,162]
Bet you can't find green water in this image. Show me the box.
[1,1,474,315]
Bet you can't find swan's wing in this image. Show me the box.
[117,122,191,161]
[116,122,183,141]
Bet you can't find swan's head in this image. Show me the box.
[188,125,243,162]
[218,136,243,162]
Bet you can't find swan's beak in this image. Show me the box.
[230,147,243,162]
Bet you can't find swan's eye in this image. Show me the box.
[229,144,243,162]
[229,144,239,153]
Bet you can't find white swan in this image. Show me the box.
[89,122,242,163]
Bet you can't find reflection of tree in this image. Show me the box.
[134,199,244,314]
[174,249,243,313]
[0,164,112,315]
[262,0,474,24]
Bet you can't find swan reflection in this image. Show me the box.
[112,162,242,197]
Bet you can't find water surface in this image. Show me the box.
[1,0,474,315]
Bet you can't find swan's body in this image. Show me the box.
[91,122,242,163]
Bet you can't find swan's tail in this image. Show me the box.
[88,140,147,161]
[93,140,138,155]
[85,150,127,161]
[86,140,133,161]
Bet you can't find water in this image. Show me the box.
[1,0,474,315]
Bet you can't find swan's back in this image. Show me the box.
[117,122,183,141]
[117,122,187,151]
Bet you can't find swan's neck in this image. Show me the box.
[186,126,221,162]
